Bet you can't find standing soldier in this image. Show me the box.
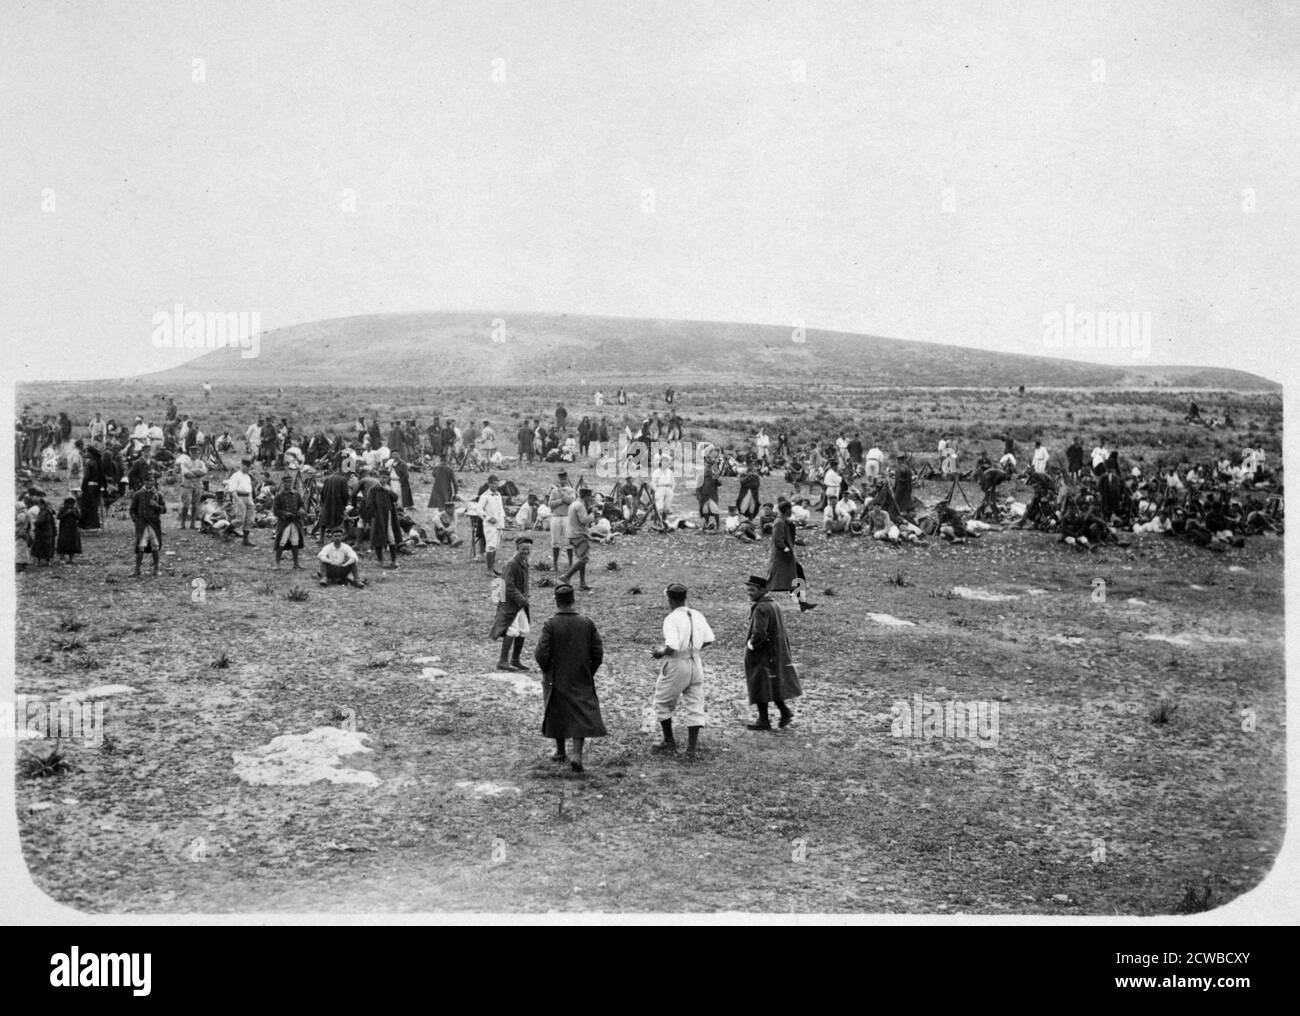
[490,537,533,671]
[535,582,606,773]
[273,473,306,569]
[130,476,167,577]
[477,474,505,575]
[651,583,715,758]
[743,574,802,730]
[559,488,595,590]
[546,469,575,572]
[226,458,257,546]
[174,447,206,529]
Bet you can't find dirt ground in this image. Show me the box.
[12,383,1285,915]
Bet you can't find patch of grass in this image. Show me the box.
[1148,698,1177,726]
[20,743,77,779]
[253,580,275,596]
[286,586,310,602]
[73,656,102,670]
[58,614,84,632]
[56,638,84,652]
[1173,876,1214,914]
[886,568,910,587]
[210,652,231,669]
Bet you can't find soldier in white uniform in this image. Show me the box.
[651,584,716,759]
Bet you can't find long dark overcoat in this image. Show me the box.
[535,607,607,738]
[744,594,802,705]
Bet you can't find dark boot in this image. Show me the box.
[653,719,676,751]
[496,639,511,671]
[777,700,794,728]
[686,725,701,757]
[509,637,529,671]
[747,703,772,731]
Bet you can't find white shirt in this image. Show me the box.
[477,490,504,527]
[318,542,359,567]
[652,466,675,489]
[866,447,883,462]
[755,433,770,450]
[1091,446,1109,468]
[663,606,715,653]
[823,467,842,494]
[999,453,1017,470]
[1032,446,1049,473]
[227,471,253,496]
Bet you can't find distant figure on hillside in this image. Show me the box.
[555,402,568,432]
[665,386,675,405]
[202,382,211,400]
[617,388,627,406]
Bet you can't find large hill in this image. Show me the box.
[144,312,1279,390]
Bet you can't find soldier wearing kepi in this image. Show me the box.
[651,583,716,758]
[490,536,532,672]
[558,487,595,590]
[535,582,606,773]
[546,469,575,572]
[743,573,802,730]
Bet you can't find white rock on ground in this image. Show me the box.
[951,586,1020,602]
[484,671,542,696]
[58,685,138,700]
[233,727,380,787]
[453,780,521,797]
[867,613,916,627]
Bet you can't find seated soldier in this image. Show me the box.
[723,506,741,534]
[823,493,852,536]
[317,529,366,587]
[430,505,463,547]
[397,510,427,549]
[198,493,231,536]
[867,504,900,543]
[590,515,616,543]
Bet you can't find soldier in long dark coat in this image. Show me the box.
[743,574,801,730]
[767,501,798,590]
[737,468,761,519]
[490,538,533,670]
[391,456,414,508]
[80,444,104,530]
[272,474,306,569]
[363,475,402,567]
[316,470,350,542]
[29,497,56,566]
[535,582,606,772]
[427,456,457,510]
[129,478,166,577]
[56,497,82,562]
[387,422,407,460]
[892,453,915,515]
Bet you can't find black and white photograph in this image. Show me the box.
[2,0,1295,924]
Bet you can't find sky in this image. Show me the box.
[2,0,1297,382]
